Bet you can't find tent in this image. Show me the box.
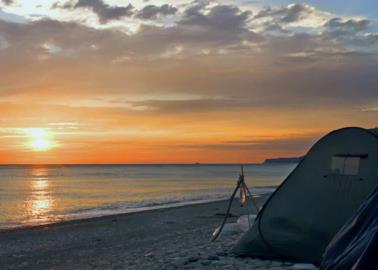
[232,127,378,265]
[320,186,378,270]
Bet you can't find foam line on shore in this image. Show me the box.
[0,187,276,231]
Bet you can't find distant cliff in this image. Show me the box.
[263,156,303,164]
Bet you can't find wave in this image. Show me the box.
[1,186,276,230]
[54,187,277,224]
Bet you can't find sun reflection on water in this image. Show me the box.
[30,178,52,215]
[33,178,48,190]
[24,167,55,225]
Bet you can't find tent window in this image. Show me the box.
[331,156,360,175]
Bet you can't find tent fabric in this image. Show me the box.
[370,128,378,136]
[232,127,378,265]
[320,186,378,270]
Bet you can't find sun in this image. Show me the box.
[24,128,56,152]
[30,139,52,151]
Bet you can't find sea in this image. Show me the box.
[0,164,296,230]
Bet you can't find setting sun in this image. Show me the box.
[30,139,53,151]
[24,128,56,152]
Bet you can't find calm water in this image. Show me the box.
[0,164,296,229]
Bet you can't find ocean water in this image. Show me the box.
[0,164,296,229]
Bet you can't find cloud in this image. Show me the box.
[180,136,317,152]
[182,3,251,31]
[66,0,134,24]
[0,17,132,57]
[1,0,13,5]
[128,98,255,113]
[324,17,370,37]
[168,2,261,47]
[0,35,7,49]
[0,3,378,114]
[51,1,74,10]
[1,17,377,110]
[255,3,314,23]
[136,4,177,20]
[365,33,378,44]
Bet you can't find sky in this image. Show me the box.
[0,0,377,164]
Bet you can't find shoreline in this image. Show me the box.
[0,187,277,232]
[1,198,248,269]
[0,197,231,233]
[0,194,315,270]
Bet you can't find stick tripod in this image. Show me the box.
[211,166,259,242]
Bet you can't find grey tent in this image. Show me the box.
[233,127,378,265]
[320,185,378,270]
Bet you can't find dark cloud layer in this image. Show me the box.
[54,1,178,23]
[165,3,262,47]
[136,4,177,20]
[255,3,313,23]
[324,17,370,37]
[0,2,378,114]
[182,3,252,33]
[55,0,135,23]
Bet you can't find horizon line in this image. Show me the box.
[0,162,264,166]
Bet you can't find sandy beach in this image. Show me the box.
[0,195,316,270]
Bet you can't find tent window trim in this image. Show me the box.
[331,154,367,176]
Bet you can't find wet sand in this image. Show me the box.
[0,195,314,270]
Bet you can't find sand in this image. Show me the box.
[0,195,317,270]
